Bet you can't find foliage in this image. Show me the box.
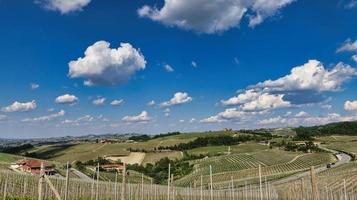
[0,143,33,154]
[294,121,357,140]
[128,135,151,142]
[152,132,181,139]
[157,135,265,151]
[127,157,193,184]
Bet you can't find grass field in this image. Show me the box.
[319,135,357,156]
[175,149,335,187]
[187,143,269,155]
[26,131,239,163]
[142,151,182,165]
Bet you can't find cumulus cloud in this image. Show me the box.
[2,101,37,113]
[92,97,106,106]
[295,111,310,118]
[200,108,264,123]
[344,100,357,111]
[164,64,174,72]
[222,60,357,110]
[55,94,78,104]
[221,89,261,106]
[160,92,193,107]
[110,99,124,106]
[257,116,286,125]
[122,111,151,123]
[147,100,155,106]
[62,115,95,125]
[36,0,91,14]
[22,110,65,122]
[191,61,197,68]
[253,60,357,92]
[69,41,146,86]
[138,0,295,34]
[240,93,290,111]
[30,83,40,90]
[337,39,357,62]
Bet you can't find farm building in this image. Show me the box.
[100,164,124,173]
[15,159,55,175]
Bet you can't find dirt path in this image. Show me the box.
[92,143,107,153]
[287,154,304,164]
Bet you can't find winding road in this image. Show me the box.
[273,146,352,185]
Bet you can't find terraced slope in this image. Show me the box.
[175,152,336,187]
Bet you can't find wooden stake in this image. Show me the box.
[301,178,305,200]
[114,172,118,200]
[64,162,69,200]
[38,162,45,200]
[141,173,144,200]
[3,173,8,200]
[96,163,100,200]
[209,165,213,200]
[168,163,171,200]
[259,164,263,200]
[310,166,317,200]
[200,175,203,200]
[343,179,347,200]
[121,163,126,200]
[44,174,62,200]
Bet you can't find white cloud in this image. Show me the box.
[179,119,185,123]
[189,118,196,123]
[337,39,357,53]
[257,116,286,125]
[295,111,309,118]
[147,100,155,106]
[200,115,225,123]
[160,92,193,107]
[55,94,78,104]
[92,97,106,106]
[164,64,174,72]
[353,55,357,63]
[221,89,260,106]
[22,110,65,122]
[37,0,91,14]
[344,100,357,111]
[122,111,151,123]
[69,41,146,86]
[30,83,40,90]
[62,115,95,125]
[240,93,290,111]
[337,39,357,63]
[191,61,197,68]
[2,101,37,113]
[254,60,357,92]
[111,99,124,106]
[138,0,294,34]
[200,108,264,123]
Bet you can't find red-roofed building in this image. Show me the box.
[100,164,124,173]
[16,159,55,175]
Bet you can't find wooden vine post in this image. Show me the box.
[310,166,317,200]
[64,162,69,200]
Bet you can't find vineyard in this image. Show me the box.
[174,151,336,187]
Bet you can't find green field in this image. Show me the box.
[175,149,335,187]
[319,135,357,156]
[26,131,239,163]
[187,143,269,155]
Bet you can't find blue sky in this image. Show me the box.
[1,0,357,138]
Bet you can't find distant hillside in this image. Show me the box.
[295,121,357,139]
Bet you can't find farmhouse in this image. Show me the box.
[101,164,124,173]
[16,159,55,175]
